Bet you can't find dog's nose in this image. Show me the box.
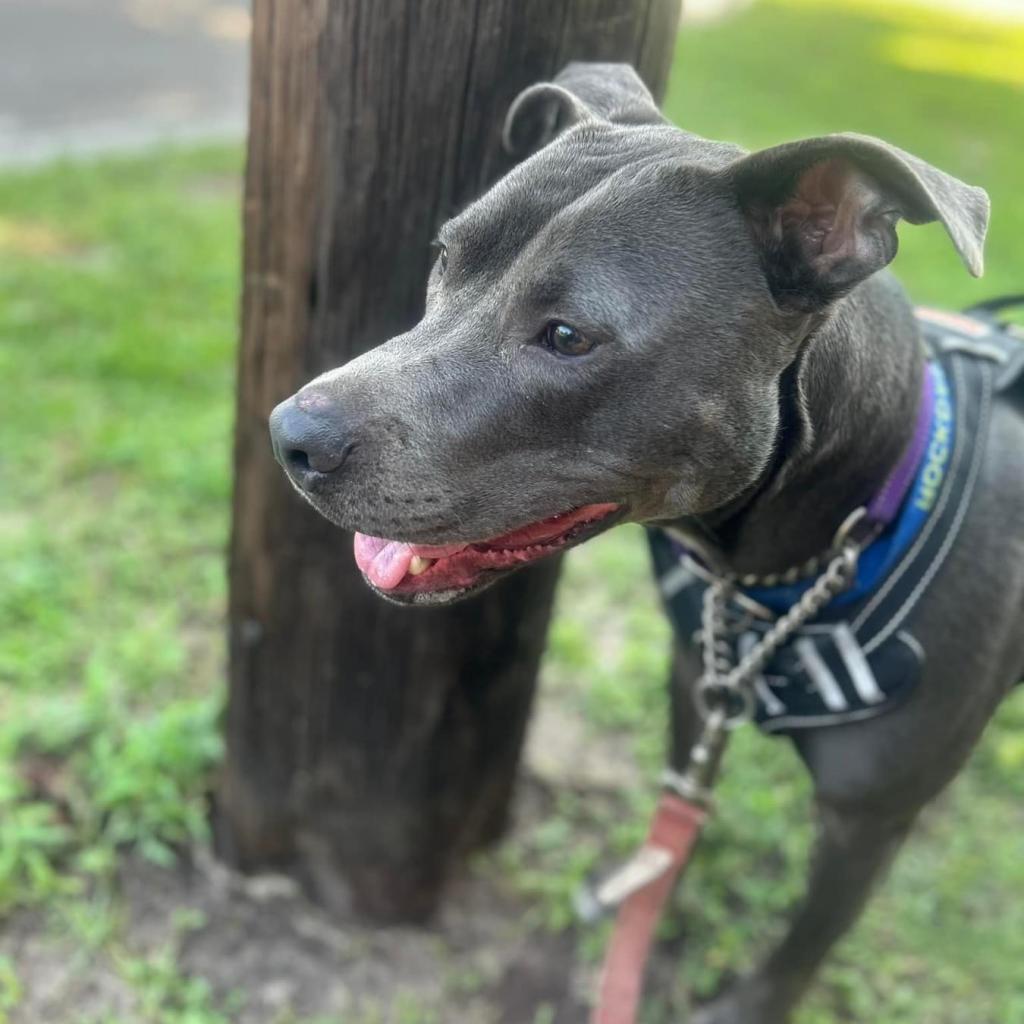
[269,394,353,488]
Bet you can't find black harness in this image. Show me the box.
[650,306,1024,734]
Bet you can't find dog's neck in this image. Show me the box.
[687,273,926,577]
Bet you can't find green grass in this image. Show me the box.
[0,147,236,915]
[1,2,1022,1022]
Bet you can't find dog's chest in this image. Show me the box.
[651,308,1022,735]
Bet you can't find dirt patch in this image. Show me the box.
[2,790,599,1024]
[2,694,670,1024]
[0,218,102,262]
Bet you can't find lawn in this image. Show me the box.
[1,1,1022,1022]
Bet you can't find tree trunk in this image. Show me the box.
[217,0,680,922]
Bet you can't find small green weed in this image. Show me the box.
[0,956,23,1024]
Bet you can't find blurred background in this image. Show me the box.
[1,1,1022,1022]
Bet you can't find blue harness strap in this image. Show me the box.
[649,307,1020,734]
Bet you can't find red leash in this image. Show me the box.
[589,494,877,1020]
[588,710,731,1024]
[591,791,706,1024]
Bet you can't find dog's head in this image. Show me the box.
[270,63,988,605]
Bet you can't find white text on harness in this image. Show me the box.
[915,369,953,513]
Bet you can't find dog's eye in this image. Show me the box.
[543,321,594,357]
[432,242,449,274]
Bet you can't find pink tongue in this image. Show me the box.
[353,533,468,590]
[353,534,413,590]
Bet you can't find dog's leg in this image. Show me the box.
[693,799,915,1024]
[690,639,1017,1024]
[668,640,705,769]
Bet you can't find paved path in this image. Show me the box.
[1,0,1019,165]
[0,0,249,165]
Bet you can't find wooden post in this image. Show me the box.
[217,0,680,922]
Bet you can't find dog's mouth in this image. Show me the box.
[353,503,622,603]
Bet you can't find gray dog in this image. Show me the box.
[269,64,1024,1023]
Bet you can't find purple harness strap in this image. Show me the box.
[866,366,936,527]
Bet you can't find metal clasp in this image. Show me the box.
[832,506,877,552]
[664,707,731,807]
[693,678,755,730]
[575,710,730,924]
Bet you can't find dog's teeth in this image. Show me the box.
[408,556,434,576]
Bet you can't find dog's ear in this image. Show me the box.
[554,63,664,125]
[503,62,663,156]
[729,133,990,310]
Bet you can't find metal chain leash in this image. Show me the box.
[662,507,875,809]
[694,538,863,728]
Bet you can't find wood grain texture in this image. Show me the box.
[217,0,680,921]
